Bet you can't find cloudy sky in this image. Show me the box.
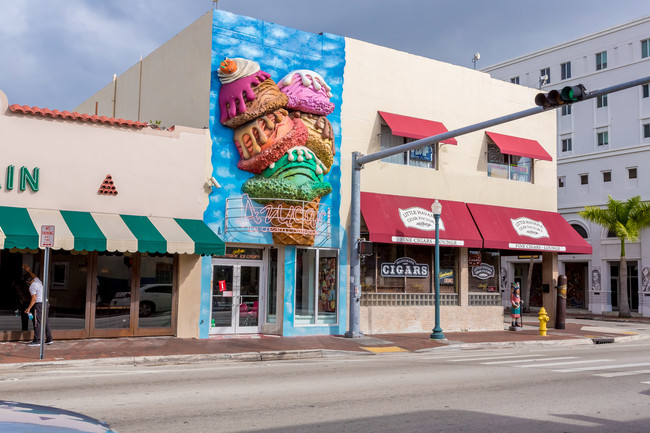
[0,0,647,111]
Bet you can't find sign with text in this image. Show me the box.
[381,257,429,278]
[40,225,55,248]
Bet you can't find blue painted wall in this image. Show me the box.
[202,10,347,336]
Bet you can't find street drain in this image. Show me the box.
[592,337,615,344]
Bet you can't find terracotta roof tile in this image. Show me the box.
[8,104,148,128]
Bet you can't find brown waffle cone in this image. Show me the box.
[269,198,321,245]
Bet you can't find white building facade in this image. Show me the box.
[483,15,650,316]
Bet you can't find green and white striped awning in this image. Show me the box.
[0,207,225,256]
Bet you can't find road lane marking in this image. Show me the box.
[449,354,542,362]
[362,346,408,353]
[555,362,650,373]
[517,359,613,368]
[482,357,577,365]
[595,369,650,378]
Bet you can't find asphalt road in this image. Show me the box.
[3,339,650,433]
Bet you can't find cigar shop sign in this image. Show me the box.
[381,257,429,278]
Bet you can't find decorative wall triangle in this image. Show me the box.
[98,174,118,196]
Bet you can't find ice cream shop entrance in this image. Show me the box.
[210,256,265,334]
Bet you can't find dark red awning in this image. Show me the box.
[379,111,457,145]
[467,203,592,254]
[361,192,482,248]
[486,131,552,161]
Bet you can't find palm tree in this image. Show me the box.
[579,196,650,318]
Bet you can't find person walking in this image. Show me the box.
[23,264,53,346]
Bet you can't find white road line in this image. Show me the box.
[482,357,577,365]
[516,359,613,368]
[555,362,650,373]
[595,369,650,378]
[449,354,543,362]
[642,381,650,385]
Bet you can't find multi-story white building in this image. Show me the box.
[483,14,650,316]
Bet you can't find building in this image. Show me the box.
[76,9,590,335]
[0,90,225,341]
[483,14,650,316]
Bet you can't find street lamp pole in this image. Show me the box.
[430,199,445,340]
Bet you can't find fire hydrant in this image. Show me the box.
[538,307,550,336]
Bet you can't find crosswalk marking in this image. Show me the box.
[517,359,613,368]
[595,369,650,378]
[449,354,542,362]
[555,362,650,373]
[482,357,577,365]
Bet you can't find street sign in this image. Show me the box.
[40,225,55,248]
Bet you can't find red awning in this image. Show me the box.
[379,111,457,145]
[467,203,592,254]
[361,192,482,248]
[486,131,552,161]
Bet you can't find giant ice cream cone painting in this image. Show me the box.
[217,58,336,245]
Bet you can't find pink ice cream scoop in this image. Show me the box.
[278,70,335,116]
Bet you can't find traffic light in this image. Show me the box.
[535,84,587,108]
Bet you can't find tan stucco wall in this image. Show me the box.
[176,254,203,338]
[1,91,211,219]
[76,11,213,129]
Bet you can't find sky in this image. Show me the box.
[0,0,648,111]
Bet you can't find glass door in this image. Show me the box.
[211,260,262,334]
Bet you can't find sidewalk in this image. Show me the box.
[2,311,648,368]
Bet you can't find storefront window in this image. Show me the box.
[487,143,532,182]
[295,248,338,325]
[138,254,173,328]
[361,244,457,293]
[95,252,133,329]
[468,249,500,292]
[0,251,38,333]
[266,248,278,324]
[49,251,88,330]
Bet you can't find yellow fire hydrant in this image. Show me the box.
[538,307,550,336]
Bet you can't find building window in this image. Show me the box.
[642,38,650,59]
[487,142,533,183]
[561,62,572,80]
[602,171,611,182]
[561,105,572,116]
[540,67,550,85]
[571,224,588,239]
[644,84,649,98]
[295,248,338,325]
[597,94,608,108]
[580,174,589,185]
[628,167,638,179]
[644,123,650,139]
[510,76,520,84]
[597,131,609,146]
[596,51,607,70]
[380,124,437,169]
[558,177,565,188]
[561,138,572,152]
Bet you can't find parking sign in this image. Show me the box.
[40,225,55,248]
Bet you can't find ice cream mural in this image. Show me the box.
[216,58,336,245]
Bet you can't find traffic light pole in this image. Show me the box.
[346,74,650,338]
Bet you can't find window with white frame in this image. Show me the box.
[510,76,520,84]
[486,142,533,183]
[561,62,571,80]
[580,173,589,185]
[561,105,572,116]
[596,51,607,70]
[597,131,609,146]
[602,171,611,183]
[628,167,638,179]
[295,248,338,325]
[644,84,650,98]
[597,94,608,108]
[561,137,572,152]
[642,38,650,59]
[558,177,565,188]
[380,124,437,169]
[644,123,650,139]
[540,67,550,85]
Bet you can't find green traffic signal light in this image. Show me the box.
[560,85,585,102]
[535,84,586,108]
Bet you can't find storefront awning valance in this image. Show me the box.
[0,206,225,256]
[378,111,458,145]
[485,131,552,161]
[467,203,592,254]
[361,192,482,248]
